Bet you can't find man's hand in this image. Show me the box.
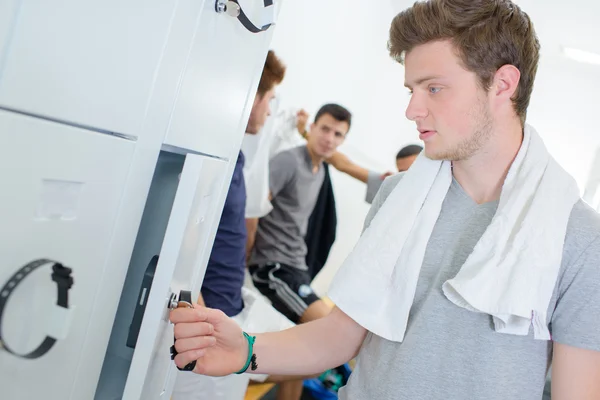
[380,172,394,180]
[296,109,309,137]
[171,306,247,376]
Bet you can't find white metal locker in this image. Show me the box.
[0,109,135,400]
[0,0,283,399]
[0,0,178,138]
[165,0,278,159]
[68,2,209,398]
[94,1,282,398]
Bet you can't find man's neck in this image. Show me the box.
[306,145,323,174]
[452,120,524,204]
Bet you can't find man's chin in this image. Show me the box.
[424,145,446,161]
[321,151,335,160]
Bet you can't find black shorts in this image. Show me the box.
[249,262,320,323]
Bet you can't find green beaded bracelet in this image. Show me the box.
[235,332,257,374]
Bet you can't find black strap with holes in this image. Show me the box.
[0,259,73,359]
[231,0,274,33]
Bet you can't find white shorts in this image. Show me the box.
[171,286,294,400]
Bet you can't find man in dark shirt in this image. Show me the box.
[200,51,285,316]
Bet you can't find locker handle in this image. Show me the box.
[0,259,74,359]
[215,0,275,33]
[169,290,197,372]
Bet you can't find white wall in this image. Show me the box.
[271,0,600,296]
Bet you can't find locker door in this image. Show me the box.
[0,0,178,138]
[164,0,280,159]
[0,109,135,399]
[109,153,229,400]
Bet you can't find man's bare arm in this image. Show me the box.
[171,306,366,377]
[552,341,600,399]
[327,152,370,183]
[251,307,366,376]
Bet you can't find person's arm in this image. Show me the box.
[296,109,309,138]
[327,151,370,183]
[252,307,365,375]
[548,233,600,399]
[245,217,258,262]
[170,306,366,377]
[551,342,600,399]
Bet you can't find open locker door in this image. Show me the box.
[121,153,229,399]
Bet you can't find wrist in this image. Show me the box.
[234,332,257,375]
[235,332,249,373]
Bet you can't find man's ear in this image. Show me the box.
[493,64,520,102]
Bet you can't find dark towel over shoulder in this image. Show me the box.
[305,163,337,280]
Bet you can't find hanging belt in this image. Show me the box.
[0,259,74,359]
[216,0,275,33]
[232,0,274,33]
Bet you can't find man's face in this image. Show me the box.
[404,40,493,161]
[396,154,418,172]
[246,87,276,134]
[306,113,348,159]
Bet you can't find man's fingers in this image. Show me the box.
[170,306,225,325]
[174,336,216,353]
[170,308,205,324]
[174,349,205,370]
[174,321,214,340]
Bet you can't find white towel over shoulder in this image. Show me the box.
[328,125,580,342]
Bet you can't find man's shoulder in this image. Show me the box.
[271,145,305,164]
[363,172,405,226]
[563,200,600,264]
[270,145,304,169]
[377,172,406,203]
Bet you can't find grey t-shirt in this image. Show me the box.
[340,173,600,400]
[250,145,325,270]
[365,170,383,204]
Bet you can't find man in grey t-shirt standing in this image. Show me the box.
[170,2,600,399]
[249,104,351,324]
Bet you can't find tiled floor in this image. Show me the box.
[245,383,275,400]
